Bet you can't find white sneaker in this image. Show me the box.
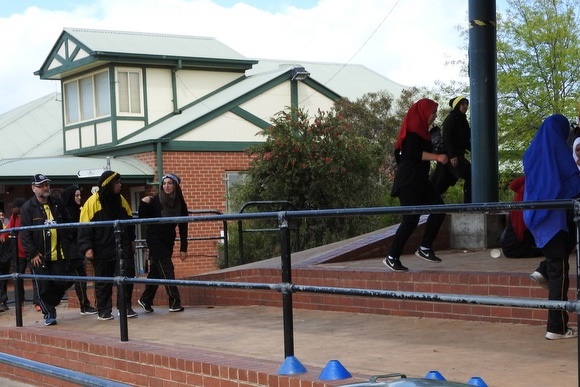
[545,327,577,340]
[530,271,548,289]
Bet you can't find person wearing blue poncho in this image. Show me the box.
[523,114,580,340]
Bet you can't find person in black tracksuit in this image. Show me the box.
[430,95,472,203]
[78,171,137,320]
[138,173,188,313]
[19,174,74,326]
[61,185,97,315]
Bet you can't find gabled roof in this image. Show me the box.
[101,61,405,150]
[0,156,154,185]
[112,65,339,148]
[35,28,258,80]
[0,93,63,158]
[0,93,154,184]
[248,59,408,101]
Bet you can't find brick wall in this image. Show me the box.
[187,267,578,327]
[133,151,251,277]
[0,328,364,387]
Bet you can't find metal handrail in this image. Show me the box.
[0,199,579,385]
[0,352,130,387]
[237,200,300,264]
[133,208,229,267]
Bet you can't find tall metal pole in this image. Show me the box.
[469,0,498,202]
[278,212,295,358]
[114,221,129,342]
[10,235,23,327]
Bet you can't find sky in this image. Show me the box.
[0,0,508,115]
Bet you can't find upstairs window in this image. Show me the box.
[64,70,111,125]
[116,68,142,115]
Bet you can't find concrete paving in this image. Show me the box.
[0,250,577,387]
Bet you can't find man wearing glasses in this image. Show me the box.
[20,174,74,326]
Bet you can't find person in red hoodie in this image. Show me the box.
[0,211,9,311]
[0,198,40,311]
[501,176,543,259]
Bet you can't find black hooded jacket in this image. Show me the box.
[442,109,471,160]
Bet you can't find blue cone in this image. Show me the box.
[277,356,307,375]
[467,376,488,387]
[318,359,352,381]
[425,370,446,380]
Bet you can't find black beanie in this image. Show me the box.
[97,171,120,188]
[449,95,468,110]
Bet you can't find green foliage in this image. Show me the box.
[432,0,580,182]
[226,88,465,266]
[498,0,580,165]
[228,106,388,263]
[243,107,384,210]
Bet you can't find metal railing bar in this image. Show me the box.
[0,352,130,387]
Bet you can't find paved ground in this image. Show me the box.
[0,250,577,387]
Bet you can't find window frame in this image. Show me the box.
[63,70,111,125]
[224,171,246,213]
[115,67,144,116]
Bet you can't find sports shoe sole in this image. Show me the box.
[530,272,549,289]
[415,250,442,263]
[138,299,154,313]
[545,327,577,340]
[44,318,57,326]
[97,315,114,321]
[169,307,185,312]
[118,310,139,318]
[382,258,408,272]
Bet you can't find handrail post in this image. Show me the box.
[9,234,23,327]
[223,220,229,268]
[114,220,129,342]
[237,219,245,265]
[278,211,295,358]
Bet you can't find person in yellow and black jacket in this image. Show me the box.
[78,171,137,321]
[20,174,74,326]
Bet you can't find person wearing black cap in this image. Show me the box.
[138,173,188,313]
[61,185,97,316]
[19,174,74,326]
[429,95,472,203]
[78,171,137,321]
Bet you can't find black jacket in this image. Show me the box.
[77,192,136,262]
[19,195,70,264]
[442,109,471,159]
[138,195,188,259]
[391,132,433,197]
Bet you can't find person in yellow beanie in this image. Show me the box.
[429,95,472,203]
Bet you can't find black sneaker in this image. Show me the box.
[138,299,154,313]
[415,248,442,263]
[122,308,138,318]
[80,305,98,315]
[382,256,409,272]
[44,316,57,326]
[169,306,184,312]
[97,313,114,321]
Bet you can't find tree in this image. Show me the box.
[497,0,580,170]
[227,107,385,264]
[223,89,449,267]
